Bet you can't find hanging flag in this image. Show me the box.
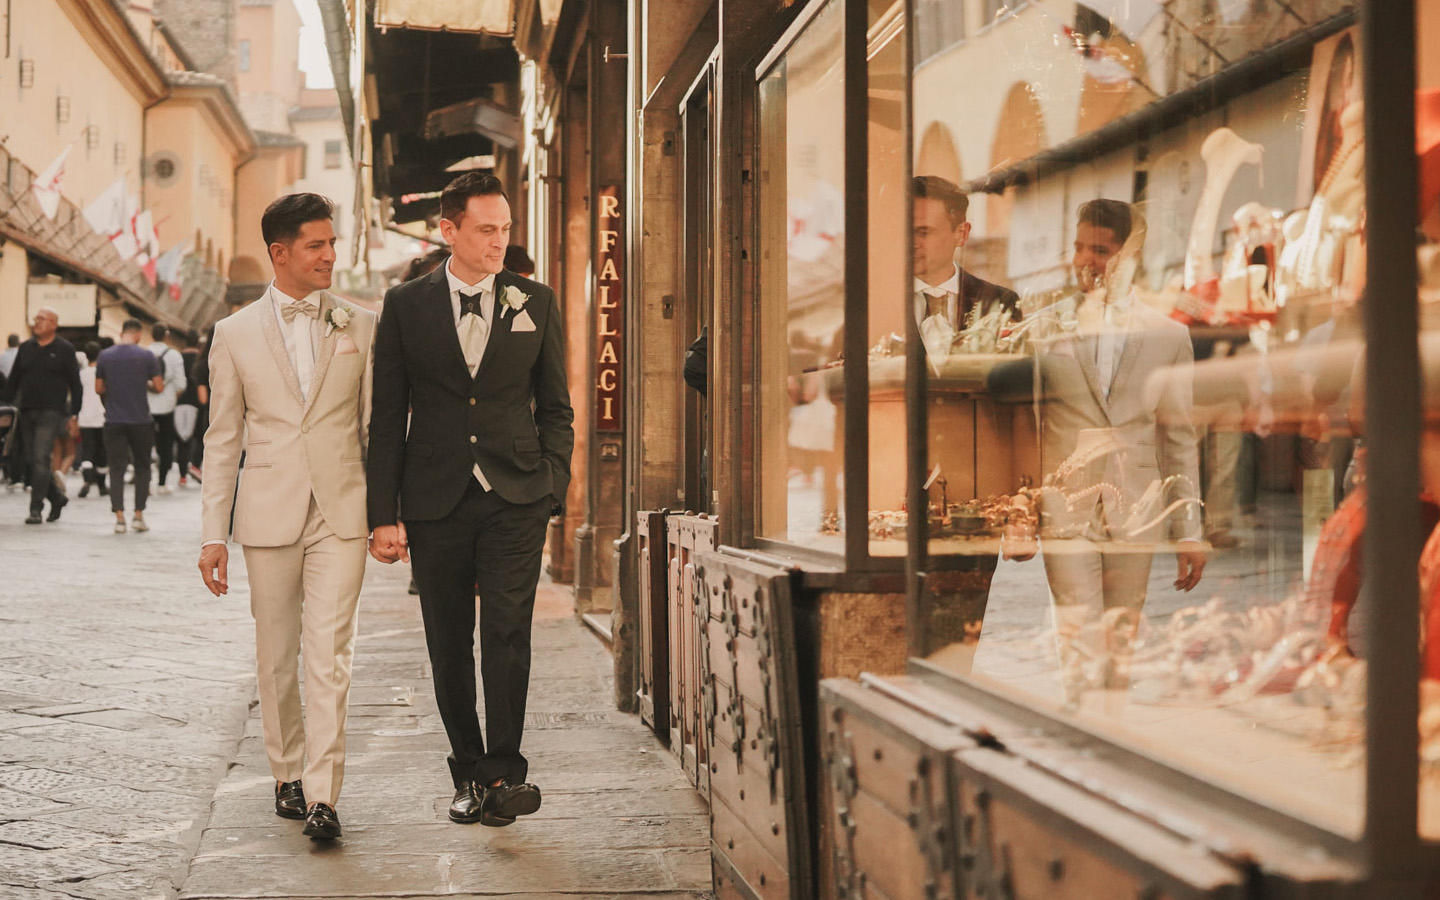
[156,242,188,302]
[82,178,128,237]
[110,194,140,259]
[31,147,71,220]
[133,210,160,286]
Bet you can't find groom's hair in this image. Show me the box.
[440,172,507,226]
[261,193,335,252]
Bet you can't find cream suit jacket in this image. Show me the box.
[1025,296,1202,545]
[201,291,376,547]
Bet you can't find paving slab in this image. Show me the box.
[178,541,712,899]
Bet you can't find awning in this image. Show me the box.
[374,0,514,35]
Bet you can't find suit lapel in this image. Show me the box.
[303,292,338,416]
[424,268,473,387]
[1071,329,1111,420]
[1108,326,1144,408]
[259,289,306,407]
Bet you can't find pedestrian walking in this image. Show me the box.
[188,326,214,481]
[148,323,186,495]
[77,342,108,498]
[174,337,201,488]
[96,320,163,533]
[198,193,376,842]
[0,333,20,380]
[368,172,574,828]
[0,308,82,524]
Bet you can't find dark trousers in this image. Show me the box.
[80,427,107,487]
[18,409,66,515]
[104,423,154,514]
[153,412,177,485]
[192,405,209,470]
[407,479,552,787]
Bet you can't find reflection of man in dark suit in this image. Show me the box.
[912,176,1020,354]
[911,177,1023,669]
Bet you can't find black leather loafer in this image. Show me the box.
[447,782,484,824]
[274,780,306,820]
[480,779,541,826]
[302,802,341,840]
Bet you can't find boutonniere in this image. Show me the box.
[499,285,529,316]
[323,304,354,337]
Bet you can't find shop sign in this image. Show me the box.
[27,282,97,327]
[595,185,623,432]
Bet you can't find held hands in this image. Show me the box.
[369,522,409,564]
[1174,540,1208,592]
[198,544,229,597]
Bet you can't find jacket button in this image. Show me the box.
[469,398,476,406]
[302,425,310,434]
[469,436,477,444]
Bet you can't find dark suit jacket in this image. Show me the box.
[958,268,1022,325]
[367,267,575,526]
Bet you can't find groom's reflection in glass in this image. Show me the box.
[996,200,1206,707]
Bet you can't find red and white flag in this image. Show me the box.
[31,147,71,220]
[155,242,188,302]
[133,210,161,286]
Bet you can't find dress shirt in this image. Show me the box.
[912,265,962,327]
[269,283,323,401]
[443,258,497,491]
[1088,291,1134,398]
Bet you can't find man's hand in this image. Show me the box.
[199,544,229,596]
[1174,540,1207,592]
[370,523,409,564]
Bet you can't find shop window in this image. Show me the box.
[324,141,343,170]
[914,0,964,63]
[755,0,847,552]
[905,0,1384,840]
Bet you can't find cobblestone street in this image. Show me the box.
[0,478,256,899]
[0,475,710,899]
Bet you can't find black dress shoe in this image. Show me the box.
[448,781,484,824]
[302,802,342,840]
[24,514,41,525]
[480,779,541,826]
[46,493,68,522]
[274,780,307,820]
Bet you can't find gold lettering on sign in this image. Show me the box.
[594,185,624,433]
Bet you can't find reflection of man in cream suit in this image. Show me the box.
[197,194,374,841]
[999,201,1205,699]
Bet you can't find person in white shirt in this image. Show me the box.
[148,324,186,494]
[77,341,107,498]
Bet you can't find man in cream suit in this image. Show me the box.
[197,193,375,841]
[995,200,1205,701]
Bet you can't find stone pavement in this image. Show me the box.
[0,474,713,899]
[0,475,257,900]
[179,549,712,899]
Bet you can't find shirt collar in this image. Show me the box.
[1077,287,1136,314]
[444,258,497,296]
[914,264,961,297]
[270,281,325,308]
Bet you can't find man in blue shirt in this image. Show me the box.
[96,319,163,534]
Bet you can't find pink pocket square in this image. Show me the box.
[336,335,360,355]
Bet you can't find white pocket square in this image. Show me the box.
[510,310,537,332]
[335,335,360,355]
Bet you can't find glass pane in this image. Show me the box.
[866,0,908,556]
[1418,4,1440,841]
[756,0,846,551]
[909,0,1369,837]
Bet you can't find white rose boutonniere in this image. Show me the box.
[324,304,353,337]
[500,285,529,315]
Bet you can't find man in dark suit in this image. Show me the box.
[367,171,574,827]
[912,175,1020,359]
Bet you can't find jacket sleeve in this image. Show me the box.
[366,288,410,528]
[358,311,376,462]
[533,288,575,511]
[200,324,245,544]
